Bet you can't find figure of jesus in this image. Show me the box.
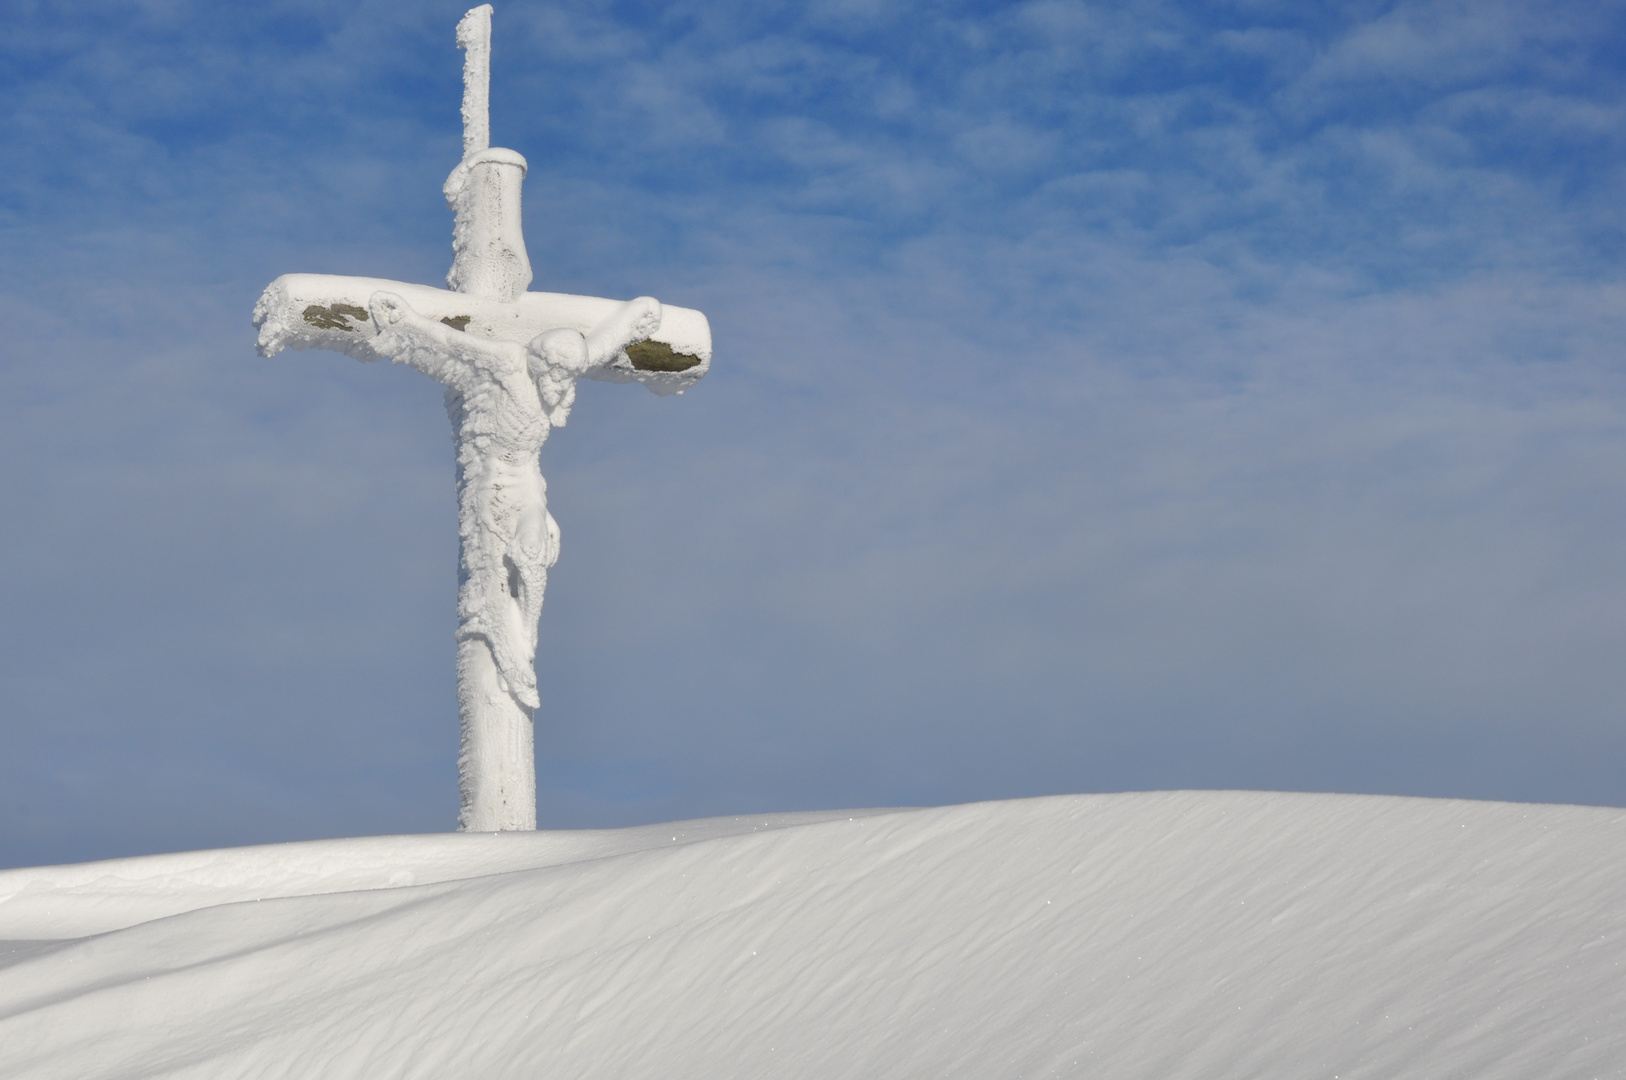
[368,290,662,829]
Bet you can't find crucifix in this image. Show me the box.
[251,4,710,832]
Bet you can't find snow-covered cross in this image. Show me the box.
[251,4,710,832]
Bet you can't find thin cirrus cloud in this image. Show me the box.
[0,0,1623,867]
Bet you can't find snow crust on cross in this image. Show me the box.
[251,5,710,832]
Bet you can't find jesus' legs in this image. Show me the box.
[457,464,547,710]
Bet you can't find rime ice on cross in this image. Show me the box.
[251,4,710,832]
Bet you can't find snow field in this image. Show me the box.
[1,791,1622,1078]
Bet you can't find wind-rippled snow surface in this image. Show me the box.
[1,792,1622,1078]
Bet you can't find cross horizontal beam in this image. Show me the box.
[254,273,712,395]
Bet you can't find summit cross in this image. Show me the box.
[252,4,710,832]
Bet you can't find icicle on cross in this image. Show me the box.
[251,4,710,832]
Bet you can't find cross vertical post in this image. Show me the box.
[251,5,711,831]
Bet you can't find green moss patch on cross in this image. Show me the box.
[301,303,371,331]
[626,339,703,372]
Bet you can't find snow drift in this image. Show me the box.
[1,791,1622,1078]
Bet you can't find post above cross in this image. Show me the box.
[251,4,711,832]
[458,4,492,157]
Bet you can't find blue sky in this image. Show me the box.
[3,0,1625,867]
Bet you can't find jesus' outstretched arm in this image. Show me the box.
[368,290,521,391]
